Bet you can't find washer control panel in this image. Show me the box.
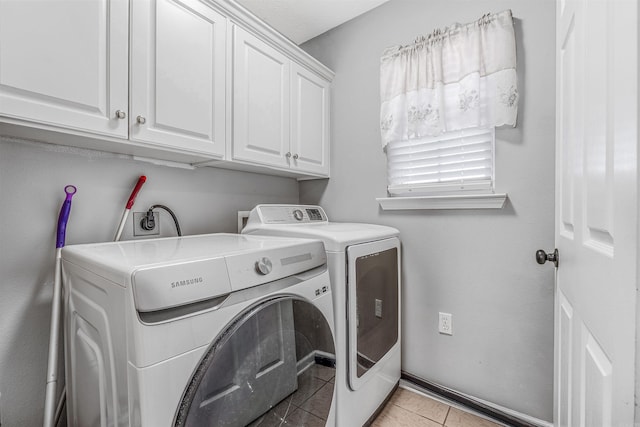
[255,205,328,224]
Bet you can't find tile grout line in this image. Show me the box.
[443,405,452,426]
[389,394,452,426]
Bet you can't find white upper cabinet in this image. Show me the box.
[0,0,333,178]
[0,0,129,137]
[290,63,330,176]
[232,26,291,168]
[232,26,330,177]
[130,0,226,157]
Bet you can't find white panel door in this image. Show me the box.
[130,0,226,157]
[0,0,128,137]
[555,0,637,426]
[290,64,330,176]
[232,26,290,168]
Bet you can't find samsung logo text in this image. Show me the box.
[171,277,204,288]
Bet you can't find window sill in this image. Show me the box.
[376,193,508,210]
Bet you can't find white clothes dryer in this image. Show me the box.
[243,205,401,426]
[62,233,336,426]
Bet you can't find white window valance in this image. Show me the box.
[379,10,518,147]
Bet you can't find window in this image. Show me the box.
[377,10,516,209]
[386,127,494,196]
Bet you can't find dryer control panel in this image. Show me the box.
[251,205,328,224]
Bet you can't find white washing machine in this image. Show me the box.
[242,205,401,426]
[62,233,337,426]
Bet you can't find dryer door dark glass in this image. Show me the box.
[174,298,335,427]
[349,244,399,380]
[347,238,400,390]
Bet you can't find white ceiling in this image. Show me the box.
[234,0,389,45]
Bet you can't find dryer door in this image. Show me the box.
[174,297,336,427]
[347,237,400,391]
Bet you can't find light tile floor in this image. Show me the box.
[249,367,505,427]
[372,387,505,427]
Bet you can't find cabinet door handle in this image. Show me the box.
[285,152,292,158]
[136,116,146,125]
[115,110,126,119]
[293,154,299,160]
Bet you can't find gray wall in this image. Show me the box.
[300,0,556,422]
[0,136,299,426]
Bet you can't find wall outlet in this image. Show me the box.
[439,312,453,335]
[133,211,160,236]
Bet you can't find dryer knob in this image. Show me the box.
[255,257,273,275]
[293,209,304,221]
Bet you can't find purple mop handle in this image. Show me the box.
[56,185,77,248]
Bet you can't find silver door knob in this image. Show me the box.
[115,110,126,119]
[285,152,292,158]
[293,154,299,160]
[536,249,559,267]
[136,115,146,125]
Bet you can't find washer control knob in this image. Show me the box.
[255,257,273,275]
[293,209,304,221]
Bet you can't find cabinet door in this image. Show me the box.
[232,26,290,168]
[130,0,226,157]
[0,0,128,138]
[290,64,330,176]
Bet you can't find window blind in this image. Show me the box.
[386,127,495,195]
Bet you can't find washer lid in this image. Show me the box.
[244,222,398,252]
[243,205,399,251]
[62,234,326,310]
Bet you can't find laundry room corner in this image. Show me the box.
[299,0,556,423]
[0,0,600,424]
[0,136,300,426]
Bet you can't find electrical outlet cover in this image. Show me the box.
[133,212,160,236]
[438,312,453,335]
